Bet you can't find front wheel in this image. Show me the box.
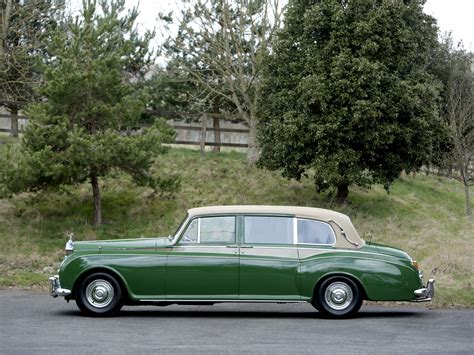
[75,272,123,317]
[313,276,363,319]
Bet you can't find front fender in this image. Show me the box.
[59,253,167,300]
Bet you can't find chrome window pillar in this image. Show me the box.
[197,218,201,244]
[293,217,298,245]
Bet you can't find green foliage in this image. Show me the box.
[0,0,64,108]
[257,0,444,199]
[0,0,178,223]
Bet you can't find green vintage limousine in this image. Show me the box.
[49,205,434,318]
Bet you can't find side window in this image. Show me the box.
[244,216,293,244]
[200,216,235,243]
[180,216,236,244]
[297,219,335,245]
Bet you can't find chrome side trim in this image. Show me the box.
[138,299,306,303]
[297,247,381,258]
[240,245,299,250]
[49,275,71,298]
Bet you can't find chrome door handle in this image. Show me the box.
[240,245,253,248]
[226,245,238,248]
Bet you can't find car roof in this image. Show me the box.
[186,205,364,248]
[188,205,347,219]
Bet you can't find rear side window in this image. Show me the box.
[244,216,293,244]
[297,219,335,245]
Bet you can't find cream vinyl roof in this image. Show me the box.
[187,205,365,248]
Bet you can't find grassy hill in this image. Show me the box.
[0,142,472,306]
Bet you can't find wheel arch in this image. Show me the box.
[312,272,368,302]
[71,266,132,302]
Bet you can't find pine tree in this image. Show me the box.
[0,0,177,225]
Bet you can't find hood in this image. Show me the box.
[74,236,171,252]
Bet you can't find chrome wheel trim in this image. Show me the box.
[85,279,115,309]
[324,281,353,311]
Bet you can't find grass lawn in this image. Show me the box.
[0,136,472,306]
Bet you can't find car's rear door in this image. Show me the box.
[238,215,300,300]
[166,215,239,300]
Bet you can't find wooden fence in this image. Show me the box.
[0,112,250,150]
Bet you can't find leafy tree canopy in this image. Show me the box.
[0,0,64,135]
[257,0,444,201]
[158,0,286,162]
[0,0,177,225]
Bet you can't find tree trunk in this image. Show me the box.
[336,184,349,204]
[463,180,472,219]
[212,116,221,152]
[10,107,18,138]
[0,0,13,58]
[247,117,259,164]
[90,171,102,226]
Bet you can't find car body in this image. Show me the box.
[49,205,434,318]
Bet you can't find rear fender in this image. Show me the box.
[300,255,422,301]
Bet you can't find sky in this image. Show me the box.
[423,0,474,50]
[67,0,474,51]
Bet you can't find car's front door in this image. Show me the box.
[166,215,239,300]
[238,215,300,300]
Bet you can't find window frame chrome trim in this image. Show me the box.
[197,217,201,244]
[293,217,298,245]
[242,214,295,245]
[175,215,237,246]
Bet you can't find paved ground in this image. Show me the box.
[0,291,472,354]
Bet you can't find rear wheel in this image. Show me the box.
[313,276,362,319]
[75,272,123,317]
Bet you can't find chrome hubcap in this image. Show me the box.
[85,279,114,308]
[324,282,353,310]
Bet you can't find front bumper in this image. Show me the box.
[49,275,71,298]
[412,278,435,302]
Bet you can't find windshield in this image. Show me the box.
[171,213,189,240]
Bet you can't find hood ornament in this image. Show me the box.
[65,233,75,254]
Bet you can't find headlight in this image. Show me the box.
[411,260,423,279]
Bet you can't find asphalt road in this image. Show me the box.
[0,291,472,354]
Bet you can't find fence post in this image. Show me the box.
[200,113,208,157]
[212,116,221,152]
[10,107,18,138]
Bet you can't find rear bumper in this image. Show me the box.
[412,278,435,302]
[49,275,71,298]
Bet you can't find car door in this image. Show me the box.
[166,215,239,300]
[238,215,300,300]
[296,218,339,299]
